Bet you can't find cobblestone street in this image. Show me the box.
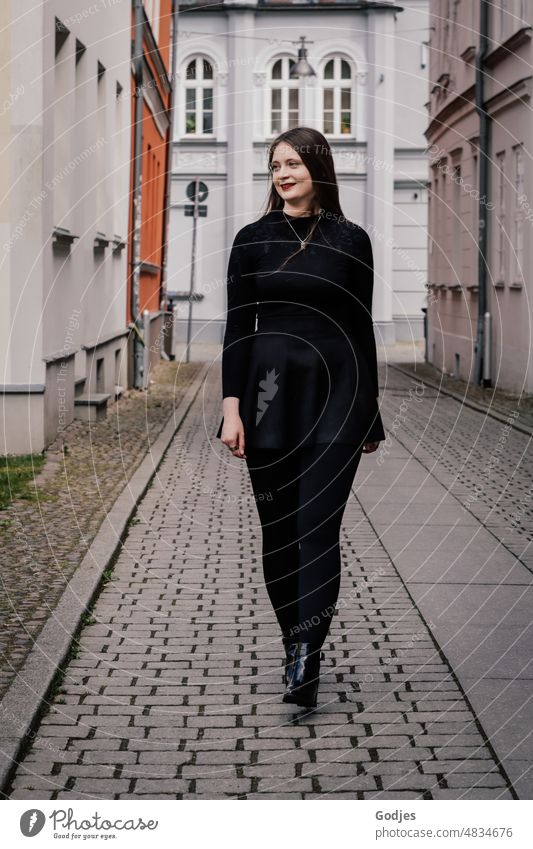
[0,361,203,699]
[4,362,532,800]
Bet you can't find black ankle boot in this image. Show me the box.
[282,642,322,709]
[281,633,324,685]
[282,637,299,685]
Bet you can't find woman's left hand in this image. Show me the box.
[362,441,380,453]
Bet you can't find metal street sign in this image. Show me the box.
[181,178,209,363]
[186,180,208,202]
[184,204,207,217]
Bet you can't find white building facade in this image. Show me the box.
[0,1,131,454]
[169,0,430,352]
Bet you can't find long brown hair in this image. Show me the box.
[262,126,345,218]
[260,127,345,271]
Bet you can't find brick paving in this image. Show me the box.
[0,361,203,699]
[378,367,533,570]
[394,360,533,432]
[4,362,525,800]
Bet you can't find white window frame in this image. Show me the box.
[451,161,462,285]
[181,56,214,137]
[320,55,355,138]
[512,143,524,285]
[495,151,506,284]
[268,56,300,136]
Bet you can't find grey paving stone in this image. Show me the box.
[380,773,441,790]
[500,760,533,800]
[71,779,131,792]
[193,779,252,795]
[430,788,515,799]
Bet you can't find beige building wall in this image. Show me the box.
[0,0,131,455]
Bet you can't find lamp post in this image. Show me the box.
[289,36,316,125]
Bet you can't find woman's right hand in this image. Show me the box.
[221,412,247,459]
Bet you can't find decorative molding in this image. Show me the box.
[426,84,475,140]
[173,150,217,171]
[43,348,79,364]
[93,232,110,250]
[431,72,450,96]
[460,44,476,63]
[0,384,46,394]
[81,329,129,352]
[52,227,79,249]
[112,235,126,252]
[182,1,405,12]
[484,76,532,119]
[485,26,532,69]
[449,145,463,162]
[141,261,161,276]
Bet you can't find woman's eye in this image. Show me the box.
[270,162,300,170]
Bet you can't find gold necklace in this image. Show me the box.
[282,208,324,251]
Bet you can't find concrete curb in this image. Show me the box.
[389,363,533,437]
[0,361,211,795]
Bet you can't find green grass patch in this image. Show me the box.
[0,453,46,510]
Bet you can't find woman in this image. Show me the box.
[215,127,385,710]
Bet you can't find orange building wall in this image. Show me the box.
[127,1,173,322]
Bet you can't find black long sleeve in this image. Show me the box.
[216,210,386,446]
[343,224,385,443]
[345,225,380,398]
[220,226,257,399]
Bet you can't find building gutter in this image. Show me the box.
[160,0,180,314]
[474,0,491,386]
[131,0,145,389]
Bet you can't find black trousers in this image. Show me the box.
[245,442,363,649]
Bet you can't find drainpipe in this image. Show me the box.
[131,0,144,389]
[160,0,179,310]
[473,0,491,387]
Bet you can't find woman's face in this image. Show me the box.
[270,143,317,210]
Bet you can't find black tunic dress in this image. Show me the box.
[215,209,386,450]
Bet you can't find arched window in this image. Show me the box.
[321,57,353,136]
[184,57,213,135]
[269,57,299,134]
